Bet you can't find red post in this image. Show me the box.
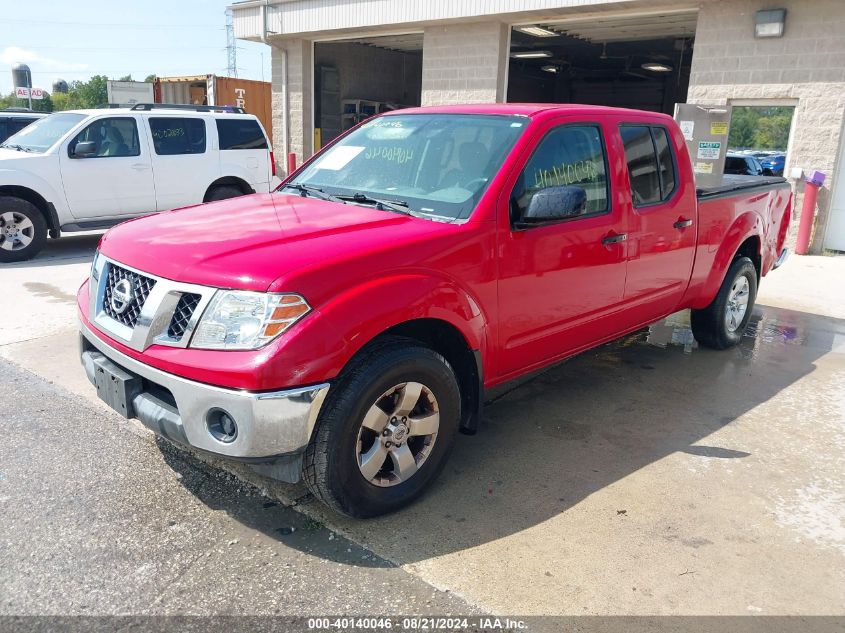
[287,152,297,176]
[795,182,820,255]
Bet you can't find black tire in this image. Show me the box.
[303,336,461,518]
[206,185,244,202]
[691,256,758,350]
[0,196,47,263]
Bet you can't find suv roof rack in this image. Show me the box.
[130,103,246,114]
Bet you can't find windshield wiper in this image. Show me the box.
[282,182,346,204]
[0,143,31,153]
[337,193,414,216]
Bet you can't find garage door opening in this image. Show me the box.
[507,10,697,114]
[314,34,422,149]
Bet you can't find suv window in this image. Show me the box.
[620,125,676,206]
[216,119,267,150]
[149,117,206,155]
[512,124,609,221]
[70,117,140,158]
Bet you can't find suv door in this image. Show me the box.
[496,120,628,378]
[618,124,695,320]
[59,116,156,218]
[145,116,217,210]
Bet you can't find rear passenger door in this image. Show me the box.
[145,117,217,211]
[619,124,695,320]
[216,118,271,191]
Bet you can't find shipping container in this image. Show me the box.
[154,75,273,144]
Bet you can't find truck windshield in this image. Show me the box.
[283,114,527,221]
[0,113,86,153]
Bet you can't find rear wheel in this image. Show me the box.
[0,197,47,263]
[691,256,757,349]
[206,185,244,202]
[303,337,461,518]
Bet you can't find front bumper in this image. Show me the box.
[79,319,330,466]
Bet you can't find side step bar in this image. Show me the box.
[773,248,789,270]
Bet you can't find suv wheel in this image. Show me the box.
[303,336,461,518]
[206,185,244,202]
[0,197,47,263]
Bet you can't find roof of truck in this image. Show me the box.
[389,103,675,120]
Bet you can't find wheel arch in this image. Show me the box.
[203,176,254,201]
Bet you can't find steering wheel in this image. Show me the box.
[463,177,489,191]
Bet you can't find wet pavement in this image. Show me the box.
[1,236,843,616]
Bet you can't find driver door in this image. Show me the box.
[496,120,628,379]
[59,116,156,218]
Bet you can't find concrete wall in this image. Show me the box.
[421,22,510,105]
[314,42,422,107]
[271,39,313,169]
[688,0,845,253]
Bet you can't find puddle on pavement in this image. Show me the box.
[23,282,77,304]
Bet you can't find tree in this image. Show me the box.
[144,74,157,83]
[66,75,109,109]
[729,106,794,151]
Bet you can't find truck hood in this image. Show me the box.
[0,147,46,167]
[98,193,452,291]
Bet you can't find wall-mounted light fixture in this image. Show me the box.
[755,9,786,38]
[510,50,553,59]
[642,62,673,73]
[515,25,558,38]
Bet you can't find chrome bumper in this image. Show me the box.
[79,319,329,460]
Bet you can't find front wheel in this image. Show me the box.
[302,337,461,518]
[691,256,758,349]
[0,197,47,263]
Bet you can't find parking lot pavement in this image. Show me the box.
[0,359,474,615]
[1,238,843,617]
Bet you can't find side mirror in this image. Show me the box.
[72,141,97,158]
[519,185,587,226]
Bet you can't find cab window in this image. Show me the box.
[511,124,609,223]
[620,124,677,206]
[69,117,140,158]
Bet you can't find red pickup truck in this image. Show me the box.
[78,104,792,517]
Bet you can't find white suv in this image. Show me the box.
[0,104,275,262]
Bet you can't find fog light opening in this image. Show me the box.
[207,408,238,443]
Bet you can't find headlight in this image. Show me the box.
[190,291,311,350]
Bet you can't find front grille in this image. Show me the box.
[167,293,202,340]
[102,263,156,328]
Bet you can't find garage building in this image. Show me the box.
[231,0,845,254]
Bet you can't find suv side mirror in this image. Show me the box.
[518,185,587,227]
[72,141,97,158]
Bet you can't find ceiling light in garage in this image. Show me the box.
[541,65,559,73]
[755,9,786,38]
[641,62,674,72]
[515,25,558,38]
[510,51,553,59]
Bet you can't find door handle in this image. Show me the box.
[131,163,151,171]
[601,232,627,245]
[673,218,693,229]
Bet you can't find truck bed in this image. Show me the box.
[697,174,789,199]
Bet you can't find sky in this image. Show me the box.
[0,0,272,95]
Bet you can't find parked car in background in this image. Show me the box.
[0,108,47,145]
[77,104,792,518]
[725,152,771,176]
[0,104,274,262]
[760,153,786,176]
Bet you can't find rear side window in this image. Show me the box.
[149,117,206,155]
[216,119,267,150]
[620,124,677,207]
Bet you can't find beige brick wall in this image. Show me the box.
[689,0,845,253]
[421,22,510,105]
[271,39,313,173]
